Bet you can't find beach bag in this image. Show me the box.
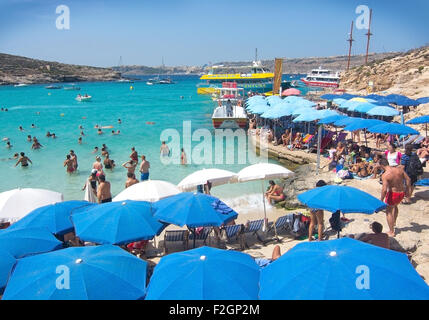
[407,154,424,177]
[329,211,342,233]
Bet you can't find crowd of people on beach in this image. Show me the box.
[248,102,427,240]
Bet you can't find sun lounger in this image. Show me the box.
[396,134,418,147]
[222,224,245,250]
[243,219,265,247]
[163,230,189,254]
[188,227,212,247]
[412,136,425,147]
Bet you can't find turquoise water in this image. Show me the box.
[0,76,290,208]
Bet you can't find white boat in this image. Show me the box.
[14,84,28,87]
[64,85,81,91]
[301,67,340,88]
[211,86,247,129]
[118,78,133,83]
[76,95,92,102]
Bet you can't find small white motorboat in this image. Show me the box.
[76,95,92,102]
[14,83,28,87]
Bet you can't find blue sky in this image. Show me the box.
[0,0,428,67]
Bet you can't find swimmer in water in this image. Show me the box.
[160,141,170,157]
[92,147,99,154]
[64,155,75,174]
[78,137,82,144]
[46,131,52,137]
[31,140,42,150]
[6,141,12,149]
[19,126,24,131]
[93,156,104,174]
[101,148,109,158]
[80,130,85,136]
[27,135,32,142]
[104,154,115,170]
[52,133,57,139]
[122,160,137,175]
[15,152,32,167]
[69,150,78,171]
[118,119,122,124]
[130,147,138,163]
[97,128,103,135]
[31,124,36,129]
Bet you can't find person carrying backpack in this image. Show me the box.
[401,144,424,204]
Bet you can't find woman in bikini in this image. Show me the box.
[266,181,285,204]
[64,155,75,174]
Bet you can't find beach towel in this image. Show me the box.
[84,180,97,203]
[352,173,374,180]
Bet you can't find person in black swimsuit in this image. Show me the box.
[15,152,32,167]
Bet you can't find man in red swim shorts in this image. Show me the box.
[379,158,411,237]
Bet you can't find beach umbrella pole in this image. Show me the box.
[261,180,267,232]
[364,129,368,148]
[316,125,322,175]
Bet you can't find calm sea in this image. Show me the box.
[0,75,306,211]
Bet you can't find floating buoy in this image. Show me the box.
[130,86,134,90]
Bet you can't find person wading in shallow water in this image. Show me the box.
[97,174,112,203]
[15,152,32,167]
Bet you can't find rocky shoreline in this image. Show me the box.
[0,53,121,85]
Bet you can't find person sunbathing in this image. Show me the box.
[417,139,429,161]
[126,240,149,258]
[254,245,282,268]
[290,132,302,150]
[265,180,276,198]
[266,129,274,143]
[281,129,290,146]
[349,222,390,249]
[368,154,383,179]
[335,142,346,158]
[266,181,285,204]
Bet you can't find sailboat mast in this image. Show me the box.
[365,9,373,65]
[346,21,354,71]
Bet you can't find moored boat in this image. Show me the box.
[64,85,81,91]
[301,67,340,88]
[211,85,247,129]
[45,85,63,89]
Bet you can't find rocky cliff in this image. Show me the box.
[339,46,429,97]
[0,53,121,85]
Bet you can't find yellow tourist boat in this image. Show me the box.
[197,61,274,95]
